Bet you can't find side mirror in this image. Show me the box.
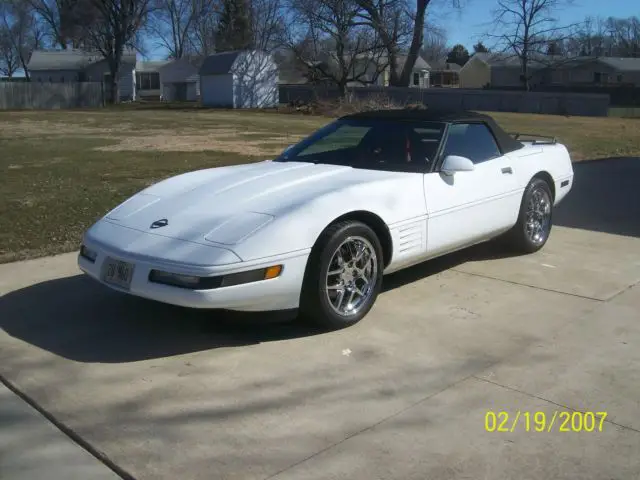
[441,155,475,175]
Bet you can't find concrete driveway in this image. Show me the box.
[1,158,639,480]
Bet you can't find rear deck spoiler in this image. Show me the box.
[509,132,557,145]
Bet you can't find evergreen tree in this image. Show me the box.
[473,41,489,53]
[214,0,253,52]
[446,44,470,66]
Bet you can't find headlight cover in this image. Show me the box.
[204,212,274,245]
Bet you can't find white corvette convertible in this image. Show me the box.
[78,109,574,328]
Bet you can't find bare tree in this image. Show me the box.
[564,15,640,58]
[0,22,20,75]
[28,0,99,49]
[353,0,414,86]
[355,0,461,86]
[251,0,285,52]
[83,0,151,103]
[487,0,576,90]
[190,1,218,56]
[284,0,388,97]
[606,16,640,57]
[420,21,447,63]
[147,0,217,58]
[0,0,43,79]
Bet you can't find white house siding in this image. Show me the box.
[188,82,198,100]
[118,64,135,100]
[231,51,279,108]
[459,56,491,88]
[201,74,234,107]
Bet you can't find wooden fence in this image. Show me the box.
[278,85,611,117]
[0,82,105,110]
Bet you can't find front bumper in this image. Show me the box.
[78,222,310,311]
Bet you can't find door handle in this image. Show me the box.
[501,166,513,174]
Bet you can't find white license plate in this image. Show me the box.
[103,258,135,290]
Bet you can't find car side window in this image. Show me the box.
[442,123,502,164]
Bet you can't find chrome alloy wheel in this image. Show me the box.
[325,236,378,317]
[525,187,552,245]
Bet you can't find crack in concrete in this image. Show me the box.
[450,268,612,302]
[0,373,136,480]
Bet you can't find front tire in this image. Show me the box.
[300,221,384,330]
[508,177,554,253]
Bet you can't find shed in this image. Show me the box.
[158,58,200,101]
[199,50,279,108]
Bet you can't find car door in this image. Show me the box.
[423,122,521,257]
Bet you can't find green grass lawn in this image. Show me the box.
[1,107,639,263]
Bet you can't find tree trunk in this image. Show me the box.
[19,54,30,81]
[337,81,348,100]
[393,0,429,87]
[107,45,123,104]
[521,53,530,91]
[108,61,121,104]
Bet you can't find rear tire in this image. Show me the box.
[507,177,554,253]
[300,221,384,330]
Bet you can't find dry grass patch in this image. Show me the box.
[95,134,295,156]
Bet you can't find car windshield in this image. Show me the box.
[274,118,446,172]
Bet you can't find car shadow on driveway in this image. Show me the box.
[554,157,640,238]
[0,242,511,364]
[0,274,322,363]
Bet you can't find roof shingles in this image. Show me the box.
[27,49,137,71]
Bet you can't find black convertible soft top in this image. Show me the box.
[341,109,525,154]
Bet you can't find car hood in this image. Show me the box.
[101,160,394,246]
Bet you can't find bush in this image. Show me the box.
[280,91,422,117]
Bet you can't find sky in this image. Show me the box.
[139,0,639,60]
[433,0,639,51]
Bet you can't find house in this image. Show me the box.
[275,51,431,88]
[460,52,640,89]
[377,54,431,88]
[428,60,461,87]
[28,49,137,100]
[27,49,201,102]
[158,58,200,101]
[135,60,170,99]
[199,50,279,108]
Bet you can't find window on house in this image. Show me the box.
[48,76,52,82]
[413,72,420,86]
[60,76,65,83]
[136,72,160,90]
[617,74,623,82]
[594,72,609,84]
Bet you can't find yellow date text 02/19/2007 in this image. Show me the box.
[485,411,608,433]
